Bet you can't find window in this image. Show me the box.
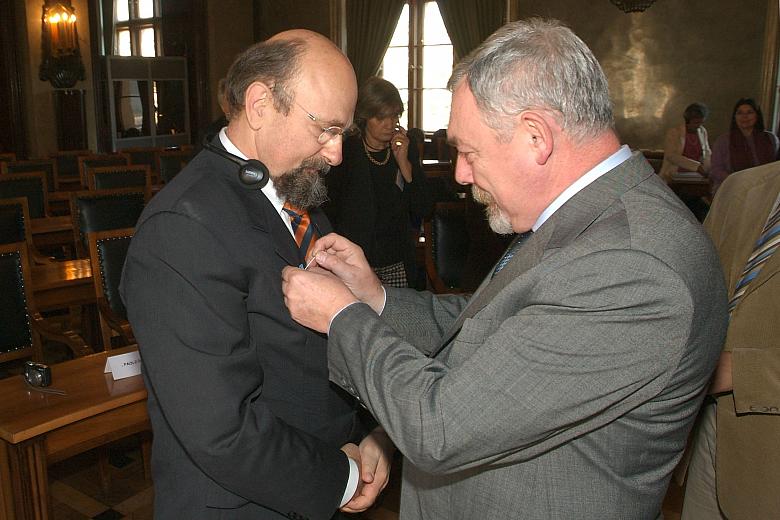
[114,0,161,57]
[381,1,453,131]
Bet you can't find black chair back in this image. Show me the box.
[0,198,28,244]
[4,160,58,192]
[79,154,130,187]
[425,202,469,293]
[89,165,150,193]
[94,232,132,319]
[157,149,191,183]
[70,189,145,257]
[0,243,33,358]
[0,172,48,218]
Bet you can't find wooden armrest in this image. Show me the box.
[97,298,135,347]
[30,312,93,357]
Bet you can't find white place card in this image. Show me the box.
[104,351,142,380]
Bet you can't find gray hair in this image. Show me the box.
[223,38,305,119]
[448,18,613,142]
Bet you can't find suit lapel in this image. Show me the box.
[432,152,654,357]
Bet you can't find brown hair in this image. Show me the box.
[354,76,403,133]
[223,38,305,120]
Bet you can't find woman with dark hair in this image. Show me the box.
[323,76,431,288]
[710,98,779,195]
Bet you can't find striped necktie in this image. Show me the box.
[728,198,780,313]
[493,231,533,276]
[282,202,318,263]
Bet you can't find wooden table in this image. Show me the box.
[31,259,93,310]
[0,347,149,520]
[30,216,74,253]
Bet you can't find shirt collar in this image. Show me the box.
[219,128,295,235]
[532,144,632,231]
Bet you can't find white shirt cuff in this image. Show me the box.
[327,287,386,335]
[339,456,359,507]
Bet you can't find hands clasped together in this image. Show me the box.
[282,233,393,512]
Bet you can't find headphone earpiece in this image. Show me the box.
[203,140,270,189]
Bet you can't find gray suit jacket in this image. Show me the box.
[327,152,728,519]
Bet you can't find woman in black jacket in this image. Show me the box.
[324,76,431,288]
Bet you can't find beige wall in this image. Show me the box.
[20,0,96,158]
[515,0,770,150]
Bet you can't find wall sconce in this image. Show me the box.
[39,0,85,89]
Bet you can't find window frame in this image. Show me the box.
[113,0,162,57]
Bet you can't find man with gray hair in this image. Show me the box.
[282,18,727,519]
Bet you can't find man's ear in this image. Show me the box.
[244,82,272,130]
[518,111,554,165]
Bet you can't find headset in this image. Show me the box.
[203,140,270,189]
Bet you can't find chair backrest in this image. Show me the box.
[3,159,58,192]
[89,228,134,320]
[156,148,191,183]
[0,242,40,363]
[50,149,91,179]
[88,165,151,196]
[69,188,145,258]
[424,201,469,293]
[0,197,33,246]
[77,154,130,188]
[0,153,17,163]
[0,172,49,219]
[123,147,159,170]
[88,228,135,350]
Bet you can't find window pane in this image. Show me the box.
[117,28,131,56]
[398,88,409,130]
[116,0,129,22]
[423,2,450,45]
[382,47,409,92]
[140,27,156,57]
[138,0,155,19]
[389,4,409,46]
[423,88,451,130]
[422,44,452,89]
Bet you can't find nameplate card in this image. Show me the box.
[104,351,142,380]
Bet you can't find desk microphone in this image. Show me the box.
[203,140,270,189]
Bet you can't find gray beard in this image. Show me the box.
[471,185,514,235]
[273,156,330,210]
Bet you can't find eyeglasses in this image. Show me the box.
[294,101,347,145]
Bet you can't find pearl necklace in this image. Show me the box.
[363,140,391,166]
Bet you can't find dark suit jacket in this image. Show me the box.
[120,141,361,520]
[327,152,728,519]
[323,134,431,278]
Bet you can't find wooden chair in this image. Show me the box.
[0,152,16,163]
[123,146,162,182]
[77,153,130,189]
[0,197,55,265]
[69,188,146,258]
[155,147,192,183]
[0,171,50,218]
[0,242,92,367]
[88,164,152,198]
[2,159,59,192]
[50,149,91,189]
[88,228,135,351]
[424,201,470,294]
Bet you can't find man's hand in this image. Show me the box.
[341,428,396,513]
[282,266,358,333]
[308,233,384,313]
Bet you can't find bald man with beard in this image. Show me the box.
[121,30,393,520]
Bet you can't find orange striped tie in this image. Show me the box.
[282,202,318,263]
